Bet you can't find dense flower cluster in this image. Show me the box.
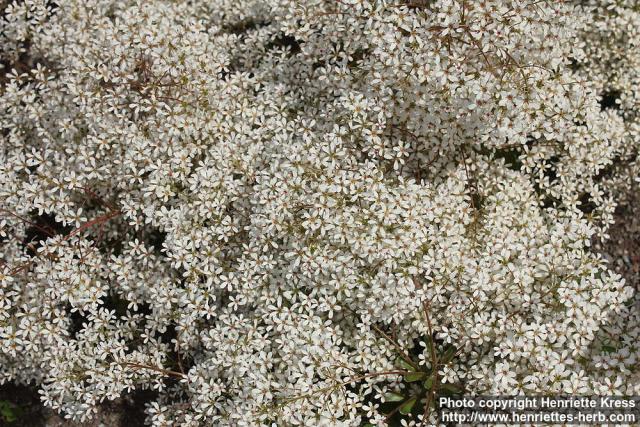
[0,0,638,425]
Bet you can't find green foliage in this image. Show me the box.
[0,400,19,424]
[377,341,465,425]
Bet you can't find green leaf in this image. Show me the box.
[0,401,17,423]
[399,396,418,415]
[423,375,434,390]
[440,345,457,364]
[404,371,426,382]
[440,383,463,395]
[384,392,405,402]
[396,357,415,371]
[601,344,616,354]
[423,336,434,357]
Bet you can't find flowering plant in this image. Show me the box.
[1,0,638,425]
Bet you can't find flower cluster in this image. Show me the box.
[0,0,638,425]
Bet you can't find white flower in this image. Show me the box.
[0,0,638,424]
